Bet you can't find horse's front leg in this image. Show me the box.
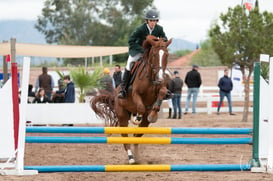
[131,93,146,125]
[148,86,168,123]
[120,118,136,164]
[121,133,135,164]
[133,114,150,163]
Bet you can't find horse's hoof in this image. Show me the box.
[148,115,158,123]
[129,158,135,164]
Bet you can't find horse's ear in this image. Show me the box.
[166,38,172,47]
[146,35,158,46]
[142,39,151,49]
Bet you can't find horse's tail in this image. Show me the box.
[90,91,118,127]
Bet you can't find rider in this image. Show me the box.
[118,9,168,99]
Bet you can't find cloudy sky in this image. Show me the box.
[1,0,273,43]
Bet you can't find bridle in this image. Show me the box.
[148,40,168,84]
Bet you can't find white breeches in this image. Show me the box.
[126,53,142,71]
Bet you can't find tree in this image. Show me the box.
[36,0,151,45]
[191,39,222,66]
[36,0,154,65]
[209,5,273,121]
[35,0,153,65]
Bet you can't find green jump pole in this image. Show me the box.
[251,62,260,167]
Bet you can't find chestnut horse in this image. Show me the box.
[90,35,172,164]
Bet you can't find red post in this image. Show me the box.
[11,62,19,150]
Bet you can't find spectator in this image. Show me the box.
[35,66,54,100]
[100,68,115,94]
[32,88,50,103]
[55,75,75,127]
[56,75,75,103]
[184,64,202,115]
[52,79,65,103]
[28,84,36,103]
[113,64,122,88]
[217,68,235,115]
[169,70,183,119]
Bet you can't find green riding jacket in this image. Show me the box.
[128,23,167,57]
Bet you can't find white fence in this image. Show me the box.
[162,94,253,115]
[162,86,253,114]
[26,103,102,125]
[25,86,253,125]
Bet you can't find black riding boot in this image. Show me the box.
[118,69,130,99]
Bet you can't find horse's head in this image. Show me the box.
[143,35,172,83]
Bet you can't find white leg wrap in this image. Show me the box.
[127,149,135,164]
[127,150,133,156]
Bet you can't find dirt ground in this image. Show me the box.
[1,112,272,181]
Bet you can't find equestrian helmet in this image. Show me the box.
[145,9,159,20]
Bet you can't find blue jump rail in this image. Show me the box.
[25,136,252,144]
[24,164,251,172]
[26,127,253,135]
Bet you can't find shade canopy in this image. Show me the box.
[0,42,128,58]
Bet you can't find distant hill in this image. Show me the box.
[0,20,45,44]
[0,20,53,65]
[168,38,197,53]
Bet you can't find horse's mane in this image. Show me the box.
[142,38,151,50]
[142,35,161,60]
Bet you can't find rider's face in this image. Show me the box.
[147,19,158,29]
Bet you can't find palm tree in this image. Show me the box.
[70,67,103,102]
